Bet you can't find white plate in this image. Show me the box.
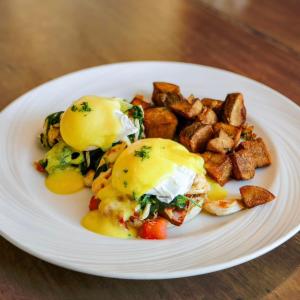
[0,62,299,279]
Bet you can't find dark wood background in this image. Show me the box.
[0,0,299,299]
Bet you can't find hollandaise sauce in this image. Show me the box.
[207,177,228,201]
[81,184,137,239]
[45,168,84,194]
[112,138,205,198]
[60,96,122,151]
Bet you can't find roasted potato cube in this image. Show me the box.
[169,98,203,119]
[222,93,246,126]
[213,122,242,147]
[240,185,275,208]
[201,98,224,113]
[179,122,214,152]
[144,107,178,139]
[230,149,255,180]
[207,129,234,154]
[201,152,232,186]
[197,107,218,125]
[152,82,183,106]
[131,95,152,110]
[236,138,271,168]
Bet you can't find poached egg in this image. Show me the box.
[60,96,137,151]
[82,138,207,238]
[45,96,137,194]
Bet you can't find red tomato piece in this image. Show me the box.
[89,196,100,211]
[34,162,46,173]
[139,217,168,240]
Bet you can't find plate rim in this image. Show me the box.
[0,61,299,279]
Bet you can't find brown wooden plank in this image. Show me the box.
[0,234,299,300]
[199,0,300,53]
[0,0,300,111]
[0,0,299,299]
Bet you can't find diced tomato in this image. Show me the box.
[139,217,168,240]
[89,196,100,211]
[34,162,46,173]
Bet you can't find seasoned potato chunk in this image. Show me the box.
[240,185,275,208]
[197,107,218,125]
[222,93,246,126]
[144,107,178,139]
[237,138,271,168]
[230,149,255,180]
[201,152,232,186]
[152,82,183,106]
[131,95,152,110]
[201,98,224,113]
[213,122,242,147]
[179,122,214,152]
[169,98,203,119]
[207,129,234,154]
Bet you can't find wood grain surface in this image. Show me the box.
[0,0,299,299]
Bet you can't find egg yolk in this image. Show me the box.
[206,177,228,201]
[112,138,205,198]
[60,96,122,151]
[45,168,84,194]
[81,184,137,239]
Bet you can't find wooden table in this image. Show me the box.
[0,0,299,299]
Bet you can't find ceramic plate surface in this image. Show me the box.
[0,62,299,279]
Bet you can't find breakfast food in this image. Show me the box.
[82,138,209,239]
[35,83,275,240]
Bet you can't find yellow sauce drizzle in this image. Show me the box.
[207,177,228,201]
[45,169,84,194]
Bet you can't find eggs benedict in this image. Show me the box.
[82,138,210,239]
[37,96,144,194]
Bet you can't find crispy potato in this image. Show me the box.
[152,82,183,106]
[222,93,246,126]
[240,185,275,208]
[237,138,271,168]
[201,98,224,113]
[230,149,255,180]
[207,129,234,154]
[197,107,218,125]
[201,152,232,186]
[169,98,203,119]
[144,107,178,139]
[131,95,152,110]
[213,122,242,147]
[179,122,214,152]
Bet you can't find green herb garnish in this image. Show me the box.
[134,145,151,161]
[123,181,128,188]
[138,194,160,216]
[172,195,189,209]
[71,102,92,113]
